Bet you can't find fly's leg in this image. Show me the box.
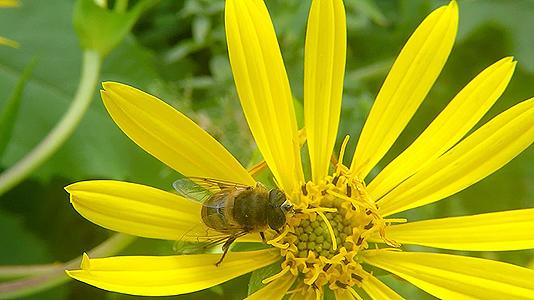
[215,235,238,267]
[260,231,266,243]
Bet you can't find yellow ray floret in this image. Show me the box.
[100,82,254,186]
[225,0,303,193]
[381,208,534,251]
[0,0,18,7]
[66,180,208,240]
[361,272,405,300]
[0,36,18,48]
[351,1,458,179]
[304,0,346,182]
[368,57,516,199]
[66,249,280,296]
[246,272,295,300]
[378,97,534,216]
[364,250,534,300]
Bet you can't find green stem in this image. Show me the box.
[114,0,128,13]
[0,234,135,299]
[0,50,101,196]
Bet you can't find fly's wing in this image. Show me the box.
[173,177,252,204]
[172,177,213,202]
[188,177,251,191]
[173,225,249,254]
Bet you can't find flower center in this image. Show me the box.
[264,138,401,294]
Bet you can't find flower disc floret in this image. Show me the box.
[266,152,397,293]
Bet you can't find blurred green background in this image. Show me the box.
[0,0,533,299]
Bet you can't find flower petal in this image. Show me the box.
[364,250,534,300]
[0,36,18,48]
[246,273,295,300]
[378,97,534,216]
[350,1,458,179]
[101,82,254,186]
[225,0,304,193]
[381,209,534,251]
[304,0,346,182]
[368,57,516,199]
[335,288,356,300]
[66,180,208,240]
[67,249,280,296]
[0,0,18,8]
[361,273,405,300]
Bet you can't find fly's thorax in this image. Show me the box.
[231,188,270,230]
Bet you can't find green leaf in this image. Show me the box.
[0,58,36,158]
[73,0,158,56]
[0,0,173,188]
[247,261,282,295]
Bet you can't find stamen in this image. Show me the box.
[316,211,337,251]
[336,135,350,174]
[267,225,291,249]
[301,183,308,196]
[268,225,290,244]
[314,287,321,300]
[303,207,338,214]
[327,190,375,211]
[286,287,304,295]
[303,265,322,285]
[351,273,363,281]
[332,174,340,185]
[261,265,291,284]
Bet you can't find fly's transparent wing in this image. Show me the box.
[188,177,251,191]
[172,178,213,202]
[173,177,252,203]
[172,225,248,254]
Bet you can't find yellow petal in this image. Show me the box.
[67,249,280,296]
[381,209,534,251]
[225,0,303,193]
[364,250,534,300]
[361,272,405,300]
[350,1,458,179]
[0,36,19,48]
[289,286,319,300]
[66,180,208,240]
[246,273,295,300]
[378,97,534,216]
[101,82,254,186]
[304,0,346,182]
[335,288,356,300]
[368,57,516,199]
[0,0,18,8]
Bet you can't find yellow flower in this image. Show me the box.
[66,0,534,299]
[0,0,19,48]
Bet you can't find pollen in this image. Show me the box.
[267,138,400,294]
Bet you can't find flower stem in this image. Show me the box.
[0,50,101,196]
[0,234,135,299]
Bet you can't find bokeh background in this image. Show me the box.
[0,0,533,299]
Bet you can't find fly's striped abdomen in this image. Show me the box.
[201,193,231,232]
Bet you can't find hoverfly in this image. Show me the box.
[173,177,293,266]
